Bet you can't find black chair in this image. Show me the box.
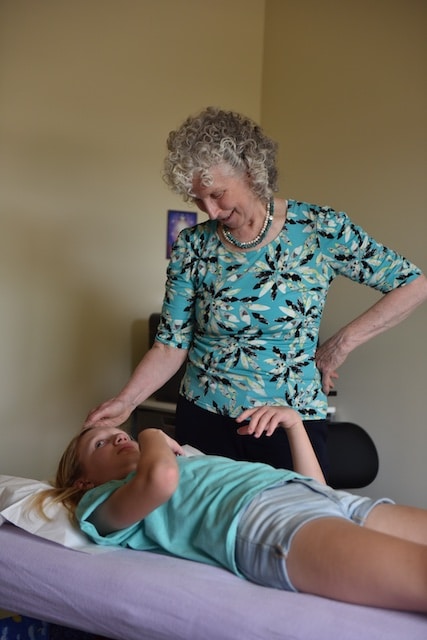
[326,421,379,489]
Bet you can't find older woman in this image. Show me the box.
[85,107,427,476]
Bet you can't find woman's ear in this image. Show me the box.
[73,478,95,491]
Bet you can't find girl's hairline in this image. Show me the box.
[78,425,131,439]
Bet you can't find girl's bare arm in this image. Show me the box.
[236,406,326,484]
[89,429,181,535]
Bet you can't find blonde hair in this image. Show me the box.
[32,430,90,522]
[163,107,279,202]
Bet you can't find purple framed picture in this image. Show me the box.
[166,210,197,258]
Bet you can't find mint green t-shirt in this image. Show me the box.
[77,455,302,575]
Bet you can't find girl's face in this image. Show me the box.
[191,164,261,230]
[77,427,140,487]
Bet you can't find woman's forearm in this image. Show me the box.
[119,341,188,408]
[316,274,427,392]
[84,341,188,428]
[337,274,427,354]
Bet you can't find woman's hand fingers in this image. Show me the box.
[236,406,301,438]
[83,398,131,429]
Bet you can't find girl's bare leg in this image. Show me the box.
[364,503,427,544]
[286,511,427,612]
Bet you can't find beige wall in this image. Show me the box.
[262,0,426,506]
[0,0,265,478]
[1,0,426,508]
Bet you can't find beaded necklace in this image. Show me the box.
[222,198,274,249]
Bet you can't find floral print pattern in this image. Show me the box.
[157,200,421,419]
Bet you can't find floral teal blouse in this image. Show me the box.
[157,200,421,419]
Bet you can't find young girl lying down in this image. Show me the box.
[38,406,427,612]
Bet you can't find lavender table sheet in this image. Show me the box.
[1,524,426,640]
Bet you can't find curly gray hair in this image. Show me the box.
[163,107,279,202]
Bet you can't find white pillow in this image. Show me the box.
[0,475,103,553]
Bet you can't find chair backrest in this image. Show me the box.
[326,421,379,489]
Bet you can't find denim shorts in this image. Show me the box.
[235,477,393,591]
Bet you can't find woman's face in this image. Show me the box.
[77,426,140,486]
[191,164,261,230]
